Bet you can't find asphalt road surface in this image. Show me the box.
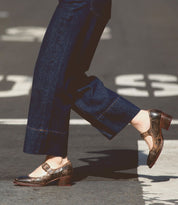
[0,0,178,204]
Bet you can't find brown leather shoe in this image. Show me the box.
[13,161,73,186]
[140,109,172,168]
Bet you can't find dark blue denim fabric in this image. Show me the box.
[23,0,140,157]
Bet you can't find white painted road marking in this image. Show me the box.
[0,75,32,97]
[0,26,111,42]
[0,119,177,125]
[115,74,178,97]
[138,140,178,205]
[0,73,177,98]
[0,119,90,125]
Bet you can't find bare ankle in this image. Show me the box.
[45,155,68,165]
[131,110,150,133]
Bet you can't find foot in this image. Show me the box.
[28,155,69,178]
[131,109,172,168]
[14,159,73,186]
[131,110,153,151]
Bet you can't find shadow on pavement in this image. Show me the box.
[72,149,178,184]
[139,174,178,183]
[72,149,140,182]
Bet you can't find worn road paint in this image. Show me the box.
[138,140,178,205]
[0,26,111,42]
[0,119,90,125]
[0,119,177,125]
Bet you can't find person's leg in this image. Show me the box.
[22,0,119,178]
[61,0,172,170]
[22,0,97,177]
[62,0,140,140]
[22,0,136,178]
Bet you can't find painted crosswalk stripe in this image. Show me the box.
[138,140,178,205]
[0,119,177,125]
[0,119,90,125]
[0,26,111,42]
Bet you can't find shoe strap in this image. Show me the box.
[41,162,54,174]
[41,161,72,174]
[140,129,153,139]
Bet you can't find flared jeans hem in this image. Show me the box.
[23,125,69,157]
[23,95,140,156]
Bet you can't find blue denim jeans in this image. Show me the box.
[23,0,140,157]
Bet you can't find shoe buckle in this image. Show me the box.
[42,162,50,172]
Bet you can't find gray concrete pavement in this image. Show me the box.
[0,180,144,205]
[0,0,178,204]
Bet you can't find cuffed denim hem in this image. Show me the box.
[23,126,68,157]
[93,96,140,140]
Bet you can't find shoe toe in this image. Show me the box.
[147,149,160,168]
[14,175,31,183]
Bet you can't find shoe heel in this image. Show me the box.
[57,176,72,186]
[160,112,172,130]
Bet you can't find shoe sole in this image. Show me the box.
[13,176,72,187]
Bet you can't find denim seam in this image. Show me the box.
[27,125,67,135]
[96,96,120,120]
